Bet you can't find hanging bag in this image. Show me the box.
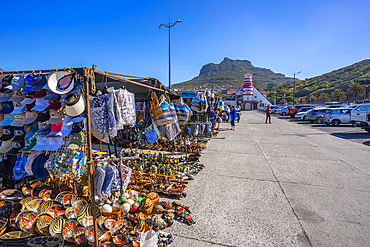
[175,97,190,125]
[145,115,161,144]
[153,95,176,126]
[191,98,201,112]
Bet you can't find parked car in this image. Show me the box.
[323,108,352,126]
[272,107,283,114]
[345,105,358,109]
[276,107,287,115]
[306,108,330,123]
[287,104,315,118]
[294,107,315,121]
[350,104,370,133]
[235,105,241,112]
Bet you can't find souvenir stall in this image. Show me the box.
[0,67,199,247]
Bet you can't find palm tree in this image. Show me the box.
[348,82,364,101]
[338,91,346,102]
[331,89,342,102]
[309,95,317,104]
[318,93,329,103]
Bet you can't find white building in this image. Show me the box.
[233,87,272,110]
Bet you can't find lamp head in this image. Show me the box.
[177,19,182,23]
[158,24,163,29]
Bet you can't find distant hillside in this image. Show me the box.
[173,57,294,90]
[266,59,370,104]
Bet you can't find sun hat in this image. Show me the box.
[45,137,64,151]
[0,93,12,102]
[31,153,50,179]
[20,96,36,105]
[31,137,49,151]
[60,80,83,102]
[7,141,25,155]
[19,139,37,152]
[55,122,73,137]
[70,121,84,135]
[65,90,85,117]
[67,131,85,150]
[13,154,29,180]
[24,123,39,141]
[0,114,15,126]
[12,127,26,142]
[0,75,13,92]
[46,98,61,110]
[31,97,50,111]
[22,74,34,93]
[30,74,47,91]
[35,110,50,122]
[48,110,64,124]
[63,112,86,123]
[0,155,17,176]
[0,140,13,153]
[36,124,51,136]
[46,122,63,137]
[44,90,60,101]
[32,90,47,99]
[0,102,14,114]
[5,74,24,91]
[48,71,75,95]
[0,126,14,141]
[22,111,38,124]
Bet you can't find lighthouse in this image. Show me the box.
[243,73,253,101]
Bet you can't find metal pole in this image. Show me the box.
[274,91,276,105]
[169,22,171,89]
[293,73,296,106]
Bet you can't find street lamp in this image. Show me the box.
[159,18,182,89]
[274,90,277,105]
[292,71,301,105]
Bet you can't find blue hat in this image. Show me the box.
[22,74,34,93]
[10,104,26,115]
[0,114,15,126]
[30,74,47,91]
[44,90,60,100]
[63,112,85,123]
[36,124,51,136]
[24,122,39,141]
[0,102,14,114]
[55,122,73,137]
[70,120,84,134]
[31,153,49,179]
[13,154,29,180]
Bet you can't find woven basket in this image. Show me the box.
[101,206,122,220]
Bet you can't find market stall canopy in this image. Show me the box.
[94,70,181,100]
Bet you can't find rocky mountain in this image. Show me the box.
[172,57,294,90]
[266,59,370,104]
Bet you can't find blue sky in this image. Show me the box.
[1,0,369,87]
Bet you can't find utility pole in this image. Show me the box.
[274,91,277,105]
[292,71,301,105]
[284,93,286,105]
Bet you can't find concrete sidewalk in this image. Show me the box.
[167,111,370,246]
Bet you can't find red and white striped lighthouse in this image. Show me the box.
[243,73,253,101]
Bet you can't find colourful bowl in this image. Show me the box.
[19,211,39,233]
[39,200,61,214]
[49,216,67,237]
[33,213,53,236]
[97,215,107,230]
[72,199,87,210]
[113,233,127,246]
[24,199,44,213]
[73,226,87,245]
[0,217,8,236]
[45,204,64,218]
[9,210,20,230]
[20,197,38,210]
[77,204,101,225]
[62,219,79,243]
[0,189,22,199]
[0,230,33,241]
[22,181,43,196]
[84,226,103,245]
[104,218,116,230]
[65,207,79,220]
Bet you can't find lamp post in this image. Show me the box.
[159,19,182,89]
[292,71,301,105]
[364,85,368,102]
[274,90,277,105]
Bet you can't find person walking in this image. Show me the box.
[229,106,238,131]
[265,105,272,124]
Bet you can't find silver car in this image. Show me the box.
[323,108,352,126]
[306,108,331,123]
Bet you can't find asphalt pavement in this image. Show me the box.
[167,110,370,247]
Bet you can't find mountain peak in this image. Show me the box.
[173,58,293,90]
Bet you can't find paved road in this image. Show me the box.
[167,111,370,246]
[277,115,370,147]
